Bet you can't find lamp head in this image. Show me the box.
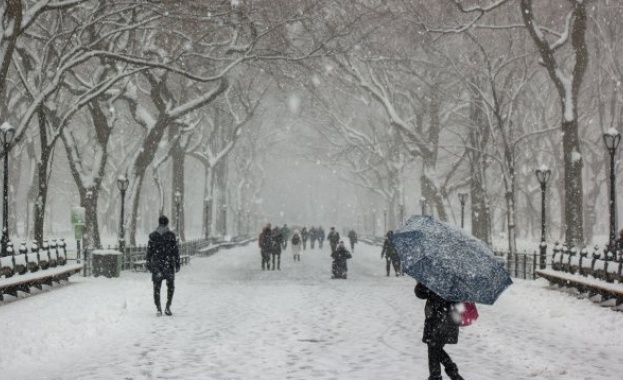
[535,166,551,185]
[117,174,129,191]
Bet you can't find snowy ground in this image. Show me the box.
[0,242,622,380]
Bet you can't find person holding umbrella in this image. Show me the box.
[415,282,464,380]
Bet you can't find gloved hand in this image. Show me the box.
[176,265,180,273]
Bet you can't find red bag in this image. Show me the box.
[457,302,479,327]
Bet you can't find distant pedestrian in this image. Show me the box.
[146,215,180,317]
[327,227,340,254]
[291,230,302,261]
[281,224,290,250]
[271,226,283,270]
[348,229,358,252]
[259,223,272,270]
[415,283,465,380]
[381,230,402,277]
[331,241,352,279]
[317,226,325,249]
[309,226,318,249]
[301,227,309,250]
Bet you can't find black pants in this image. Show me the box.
[153,278,174,311]
[261,251,271,269]
[427,343,459,379]
[272,253,281,270]
[386,258,401,276]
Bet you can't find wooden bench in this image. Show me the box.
[0,239,82,301]
[132,260,147,272]
[180,255,190,265]
[535,246,623,310]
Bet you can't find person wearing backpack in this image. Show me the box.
[414,283,465,380]
[291,230,302,261]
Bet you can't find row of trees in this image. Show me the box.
[0,1,621,252]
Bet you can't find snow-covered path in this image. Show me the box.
[0,242,622,380]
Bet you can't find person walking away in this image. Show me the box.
[331,241,352,279]
[271,226,283,270]
[259,223,272,270]
[281,224,290,250]
[146,215,180,316]
[348,229,358,252]
[291,230,302,261]
[317,226,325,249]
[381,230,402,276]
[415,283,465,380]
[309,226,318,249]
[301,227,309,250]
[327,226,340,254]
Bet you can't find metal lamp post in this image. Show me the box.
[604,129,621,260]
[420,197,427,216]
[0,123,15,257]
[117,174,129,252]
[536,166,551,269]
[458,192,468,228]
[174,191,182,234]
[383,208,388,233]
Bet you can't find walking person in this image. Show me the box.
[381,230,402,276]
[271,226,283,270]
[347,229,358,252]
[309,226,318,249]
[415,283,465,380]
[327,226,340,254]
[291,229,302,261]
[146,215,180,317]
[317,226,325,249]
[281,224,290,250]
[301,227,309,250]
[259,223,272,270]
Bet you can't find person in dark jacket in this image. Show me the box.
[271,226,283,270]
[317,226,325,249]
[381,230,402,276]
[281,224,290,250]
[301,227,309,250]
[309,226,318,249]
[347,229,358,252]
[327,227,340,254]
[331,241,352,279]
[415,283,464,380]
[259,223,272,270]
[146,215,180,316]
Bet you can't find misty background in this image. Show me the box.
[0,0,620,253]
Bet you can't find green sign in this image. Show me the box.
[71,207,86,226]
[74,224,84,240]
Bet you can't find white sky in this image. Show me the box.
[0,241,621,380]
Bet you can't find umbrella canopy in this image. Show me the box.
[393,215,512,305]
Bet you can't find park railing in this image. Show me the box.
[84,235,254,274]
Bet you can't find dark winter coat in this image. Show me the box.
[146,225,180,282]
[281,225,290,241]
[317,227,325,241]
[309,227,318,241]
[381,235,400,261]
[327,230,340,246]
[414,283,459,345]
[260,227,272,252]
[332,245,352,272]
[348,230,358,243]
[301,228,309,241]
[271,228,283,254]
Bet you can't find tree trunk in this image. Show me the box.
[80,188,101,249]
[171,127,185,241]
[562,119,584,246]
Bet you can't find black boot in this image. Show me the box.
[445,363,464,380]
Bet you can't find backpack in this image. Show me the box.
[292,234,301,245]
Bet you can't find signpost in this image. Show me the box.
[71,207,86,276]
